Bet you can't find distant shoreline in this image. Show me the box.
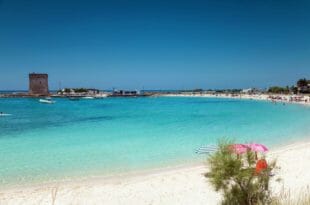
[160,93,310,106]
[1,92,309,107]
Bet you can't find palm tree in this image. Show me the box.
[297,78,308,88]
[297,78,309,93]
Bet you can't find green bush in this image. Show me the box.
[205,141,276,205]
[268,86,290,94]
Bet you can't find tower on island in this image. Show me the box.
[29,73,49,96]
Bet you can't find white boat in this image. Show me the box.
[0,113,11,117]
[94,94,108,98]
[39,99,55,104]
[82,96,95,99]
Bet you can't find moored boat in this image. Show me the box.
[82,96,95,99]
[0,112,11,116]
[39,99,55,104]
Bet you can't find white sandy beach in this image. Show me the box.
[162,93,310,106]
[1,139,310,205]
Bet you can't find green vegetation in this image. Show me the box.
[267,86,290,94]
[73,88,88,93]
[57,88,89,93]
[193,88,203,92]
[205,141,276,205]
[297,78,310,94]
[268,78,310,94]
[64,88,71,93]
[297,78,309,88]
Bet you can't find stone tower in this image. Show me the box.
[29,73,49,96]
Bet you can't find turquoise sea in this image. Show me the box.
[0,97,310,187]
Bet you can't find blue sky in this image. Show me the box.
[0,0,309,90]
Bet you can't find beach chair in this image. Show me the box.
[195,144,218,154]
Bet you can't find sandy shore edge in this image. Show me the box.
[1,138,310,205]
[161,93,310,106]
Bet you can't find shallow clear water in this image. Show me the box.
[0,97,310,186]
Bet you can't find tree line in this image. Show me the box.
[268,78,309,94]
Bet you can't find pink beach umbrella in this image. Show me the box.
[246,143,268,153]
[229,144,248,154]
